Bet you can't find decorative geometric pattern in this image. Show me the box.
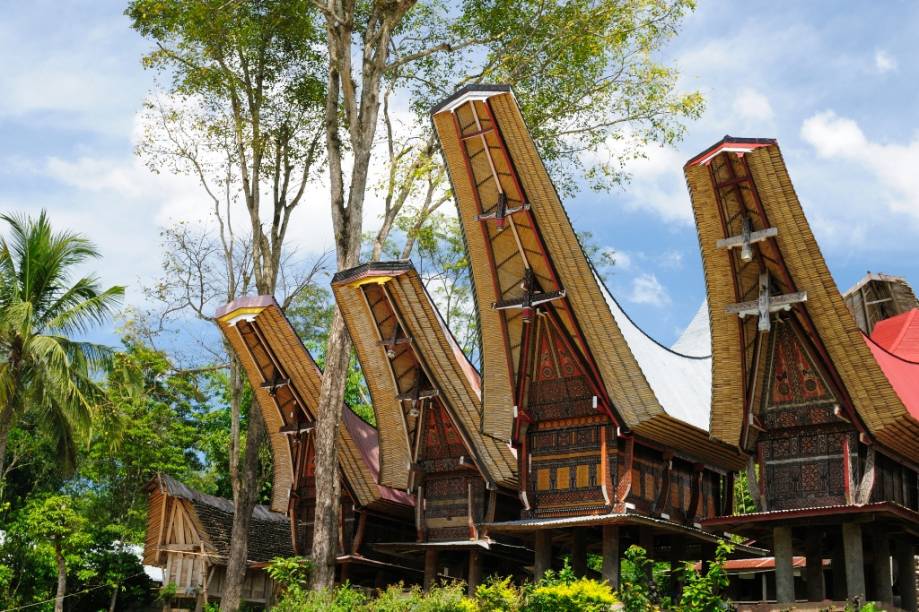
[762,319,835,412]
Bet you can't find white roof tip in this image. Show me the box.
[432,85,514,114]
[671,301,711,357]
[596,274,712,432]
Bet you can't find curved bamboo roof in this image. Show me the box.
[216,296,413,513]
[432,86,744,469]
[332,261,517,490]
[684,137,919,463]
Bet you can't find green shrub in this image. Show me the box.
[523,577,617,612]
[475,576,521,611]
[363,583,418,612]
[362,582,475,612]
[676,541,733,611]
[272,582,368,612]
[419,582,476,612]
[619,545,660,611]
[265,555,312,600]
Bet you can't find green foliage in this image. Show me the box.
[518,562,617,612]
[619,545,661,611]
[733,470,757,515]
[266,556,313,601]
[127,0,323,103]
[80,330,210,539]
[578,231,618,285]
[403,0,704,194]
[523,578,618,612]
[475,576,520,611]
[272,581,370,612]
[677,541,733,611]
[0,210,124,481]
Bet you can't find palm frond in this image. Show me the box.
[45,283,125,336]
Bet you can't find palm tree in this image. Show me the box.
[0,210,124,490]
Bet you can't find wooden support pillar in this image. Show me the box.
[424,549,439,591]
[669,536,686,602]
[571,530,588,577]
[602,525,620,589]
[895,539,917,612]
[639,527,655,558]
[831,535,847,601]
[774,526,795,604]
[534,530,553,581]
[842,522,866,602]
[467,549,482,596]
[871,526,893,606]
[805,530,825,602]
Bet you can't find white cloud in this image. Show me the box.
[874,49,897,74]
[800,110,919,224]
[610,249,631,271]
[628,273,671,307]
[656,250,684,269]
[618,145,694,224]
[732,88,774,121]
[0,11,149,137]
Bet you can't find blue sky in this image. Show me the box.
[3,1,919,347]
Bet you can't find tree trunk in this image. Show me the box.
[220,358,266,612]
[311,0,412,591]
[54,542,66,612]
[108,582,119,612]
[310,309,351,588]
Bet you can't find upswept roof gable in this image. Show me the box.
[432,86,742,468]
[684,138,919,462]
[332,261,517,490]
[216,296,412,511]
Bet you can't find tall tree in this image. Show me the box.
[0,211,123,493]
[309,0,701,588]
[21,494,90,611]
[128,1,326,608]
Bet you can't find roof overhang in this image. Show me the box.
[431,84,513,114]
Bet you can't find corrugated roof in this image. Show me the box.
[341,405,414,506]
[864,332,919,421]
[871,308,919,362]
[599,279,712,431]
[672,301,712,357]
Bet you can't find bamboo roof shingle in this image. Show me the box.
[684,138,919,463]
[332,261,517,490]
[432,86,744,470]
[216,296,413,513]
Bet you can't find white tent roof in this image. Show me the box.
[596,276,712,431]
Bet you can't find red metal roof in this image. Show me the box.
[872,309,919,362]
[341,407,415,506]
[865,308,919,421]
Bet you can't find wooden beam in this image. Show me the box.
[601,525,620,589]
[467,550,482,596]
[571,530,587,577]
[774,526,795,604]
[534,531,553,580]
[424,549,439,591]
